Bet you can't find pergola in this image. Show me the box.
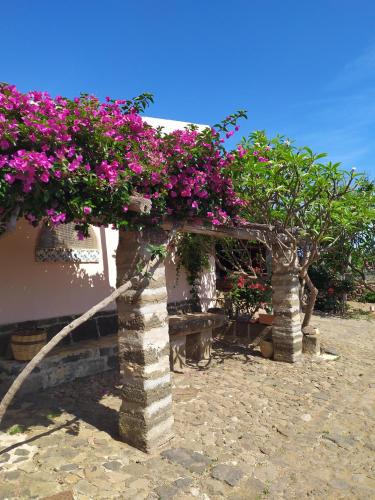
[0,199,302,453]
[115,211,302,452]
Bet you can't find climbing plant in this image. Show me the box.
[0,83,245,237]
[175,233,212,300]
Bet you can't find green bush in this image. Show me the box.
[309,262,356,313]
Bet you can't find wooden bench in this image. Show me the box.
[169,312,226,371]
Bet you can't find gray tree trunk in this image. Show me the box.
[302,273,318,328]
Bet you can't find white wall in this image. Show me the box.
[0,117,216,326]
[0,221,216,325]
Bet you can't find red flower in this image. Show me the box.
[327,287,335,295]
[237,276,246,288]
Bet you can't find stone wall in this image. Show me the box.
[0,335,118,398]
[0,299,198,359]
[0,311,118,358]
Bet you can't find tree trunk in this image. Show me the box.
[0,252,164,425]
[302,273,318,328]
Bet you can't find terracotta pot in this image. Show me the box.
[260,339,273,359]
[216,278,233,292]
[258,313,274,325]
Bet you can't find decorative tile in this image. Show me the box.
[35,248,100,263]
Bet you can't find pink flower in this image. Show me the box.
[83,206,92,215]
[4,173,15,183]
[122,205,128,212]
[40,172,50,183]
[191,201,199,209]
[212,218,220,225]
[129,162,143,174]
[26,213,36,223]
[47,210,66,225]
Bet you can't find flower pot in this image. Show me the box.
[258,313,274,325]
[216,278,233,292]
[260,339,273,359]
[10,330,47,361]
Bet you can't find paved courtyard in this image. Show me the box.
[0,314,374,499]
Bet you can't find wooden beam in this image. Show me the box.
[162,218,272,241]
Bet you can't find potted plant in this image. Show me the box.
[229,275,272,321]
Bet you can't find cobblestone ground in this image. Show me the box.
[0,314,374,500]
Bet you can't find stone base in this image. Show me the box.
[273,332,303,363]
[302,326,320,355]
[186,329,212,361]
[259,339,274,359]
[119,399,174,453]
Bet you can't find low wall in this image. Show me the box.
[0,335,119,398]
[0,310,117,358]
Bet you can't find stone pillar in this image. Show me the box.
[272,264,302,363]
[116,227,174,452]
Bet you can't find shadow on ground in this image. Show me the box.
[0,340,263,453]
[0,370,123,452]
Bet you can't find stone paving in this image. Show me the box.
[0,314,374,499]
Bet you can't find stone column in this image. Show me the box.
[116,227,174,452]
[271,261,303,363]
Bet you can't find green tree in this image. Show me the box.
[229,131,375,326]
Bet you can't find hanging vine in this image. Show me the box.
[175,233,213,301]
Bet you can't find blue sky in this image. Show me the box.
[2,0,375,178]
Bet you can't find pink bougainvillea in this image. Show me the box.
[0,83,245,236]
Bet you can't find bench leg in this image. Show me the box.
[170,336,186,372]
[186,328,212,361]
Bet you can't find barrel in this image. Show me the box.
[10,330,47,361]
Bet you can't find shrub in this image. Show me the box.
[309,262,356,313]
[363,291,375,303]
[229,274,272,318]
